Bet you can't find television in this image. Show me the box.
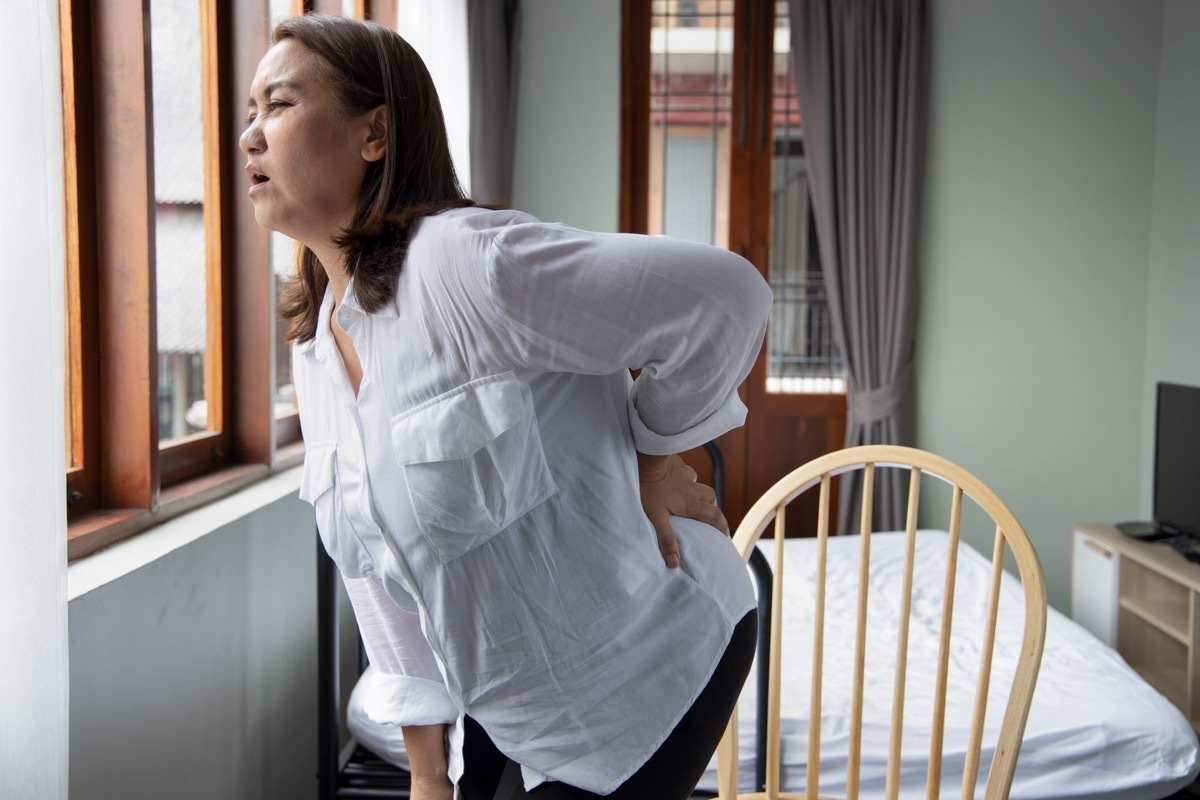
[1117,382,1200,540]
[1154,381,1200,538]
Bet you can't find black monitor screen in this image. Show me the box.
[1155,382,1200,537]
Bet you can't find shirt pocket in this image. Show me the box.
[299,442,371,577]
[390,372,557,563]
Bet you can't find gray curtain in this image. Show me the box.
[788,0,929,532]
[467,0,522,206]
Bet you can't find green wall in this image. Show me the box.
[512,0,621,232]
[1140,0,1200,509]
[917,0,1180,611]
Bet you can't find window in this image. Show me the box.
[639,0,843,393]
[151,0,215,446]
[57,0,395,559]
[764,39,844,395]
[648,0,733,248]
[622,0,846,529]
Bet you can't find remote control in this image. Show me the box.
[1165,534,1200,564]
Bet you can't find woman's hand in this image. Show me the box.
[638,452,730,568]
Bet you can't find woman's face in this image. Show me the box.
[239,39,378,247]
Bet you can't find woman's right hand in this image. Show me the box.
[410,774,454,800]
[638,452,729,568]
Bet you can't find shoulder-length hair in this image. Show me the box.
[273,14,474,343]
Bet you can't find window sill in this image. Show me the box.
[67,450,305,598]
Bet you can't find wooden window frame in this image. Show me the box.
[60,0,312,561]
[619,0,651,235]
[305,0,395,22]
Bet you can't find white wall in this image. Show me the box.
[0,1,70,796]
[67,485,318,800]
[0,9,325,799]
[512,0,621,232]
[1140,0,1200,506]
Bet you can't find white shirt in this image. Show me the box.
[294,207,771,794]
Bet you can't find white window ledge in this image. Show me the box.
[67,465,304,601]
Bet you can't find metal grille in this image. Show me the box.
[767,4,845,394]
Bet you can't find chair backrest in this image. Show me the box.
[716,445,1046,800]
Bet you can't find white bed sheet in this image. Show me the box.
[694,530,1199,799]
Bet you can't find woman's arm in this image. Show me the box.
[479,222,771,565]
[403,725,452,800]
[484,222,773,457]
[342,578,458,795]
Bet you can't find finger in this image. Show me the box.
[692,483,718,505]
[683,463,698,483]
[688,497,730,535]
[649,512,681,569]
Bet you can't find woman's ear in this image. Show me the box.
[361,104,388,163]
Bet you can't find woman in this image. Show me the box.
[241,14,772,800]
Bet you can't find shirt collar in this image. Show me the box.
[293,285,335,358]
[292,271,401,357]
[341,273,402,319]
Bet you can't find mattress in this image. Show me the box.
[693,530,1200,799]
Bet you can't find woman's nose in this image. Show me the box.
[239,119,263,155]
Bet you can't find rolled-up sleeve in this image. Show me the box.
[485,222,773,454]
[342,576,458,727]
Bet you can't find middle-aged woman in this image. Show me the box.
[241,14,773,800]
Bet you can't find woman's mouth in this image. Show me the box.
[246,164,271,195]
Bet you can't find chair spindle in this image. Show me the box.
[885,467,923,800]
[960,525,1007,798]
[847,463,876,799]
[766,502,787,798]
[927,486,964,798]
[807,474,832,800]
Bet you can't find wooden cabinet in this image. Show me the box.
[1073,523,1200,733]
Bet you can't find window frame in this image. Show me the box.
[60,0,317,561]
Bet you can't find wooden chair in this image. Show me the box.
[716,446,1047,800]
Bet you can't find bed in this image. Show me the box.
[342,435,1200,800]
[690,530,1199,799]
[345,527,1198,798]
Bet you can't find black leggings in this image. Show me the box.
[459,610,756,800]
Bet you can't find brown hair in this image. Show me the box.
[273,14,475,343]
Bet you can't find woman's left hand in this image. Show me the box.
[638,452,730,569]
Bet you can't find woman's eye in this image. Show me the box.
[244,101,290,127]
